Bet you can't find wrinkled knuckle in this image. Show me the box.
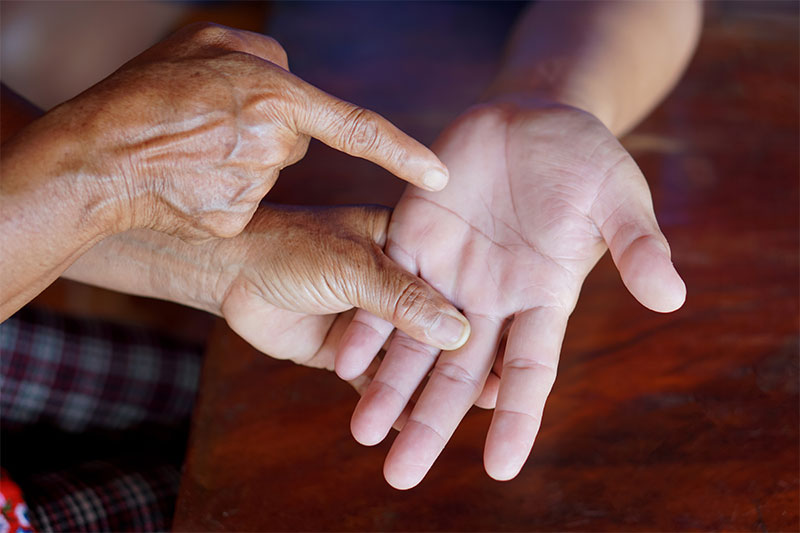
[392,281,433,326]
[220,49,262,69]
[342,107,380,154]
[389,142,409,169]
[186,22,235,46]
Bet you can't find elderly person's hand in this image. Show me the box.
[26,22,449,241]
[218,204,470,356]
[1,23,448,319]
[65,204,471,366]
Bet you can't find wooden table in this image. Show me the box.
[173,4,799,531]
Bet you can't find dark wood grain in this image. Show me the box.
[174,3,799,531]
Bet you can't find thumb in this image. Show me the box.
[592,162,686,313]
[330,206,470,351]
[349,250,471,351]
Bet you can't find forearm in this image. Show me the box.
[0,120,118,320]
[488,0,702,135]
[63,229,231,316]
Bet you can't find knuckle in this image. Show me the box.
[341,107,380,154]
[219,49,261,69]
[503,357,558,381]
[388,141,409,169]
[391,280,434,326]
[432,361,482,393]
[186,22,234,46]
[391,334,439,359]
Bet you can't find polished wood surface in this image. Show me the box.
[174,4,799,531]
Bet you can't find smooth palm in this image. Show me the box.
[337,101,686,489]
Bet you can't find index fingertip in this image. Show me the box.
[420,167,449,191]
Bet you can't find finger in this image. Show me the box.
[300,310,382,396]
[334,206,416,382]
[483,306,568,481]
[221,285,337,364]
[383,314,502,490]
[176,23,290,69]
[391,403,413,433]
[335,310,394,380]
[326,204,391,248]
[227,29,290,70]
[290,81,450,191]
[474,372,500,409]
[390,371,429,432]
[347,353,382,397]
[350,331,440,445]
[349,255,470,357]
[592,162,686,313]
[474,325,509,409]
[300,311,355,371]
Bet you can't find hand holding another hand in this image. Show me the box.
[215,204,470,365]
[67,202,470,382]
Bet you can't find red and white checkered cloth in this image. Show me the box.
[1,307,204,532]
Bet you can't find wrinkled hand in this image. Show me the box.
[335,99,686,489]
[214,204,470,374]
[37,23,448,241]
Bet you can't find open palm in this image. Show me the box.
[336,100,686,489]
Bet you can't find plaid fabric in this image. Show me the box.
[0,306,205,532]
[22,458,180,533]
[0,307,202,433]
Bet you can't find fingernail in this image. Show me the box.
[429,313,470,349]
[422,168,448,191]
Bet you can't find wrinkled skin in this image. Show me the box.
[33,23,448,242]
[217,204,470,362]
[336,100,686,489]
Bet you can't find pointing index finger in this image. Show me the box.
[290,77,449,191]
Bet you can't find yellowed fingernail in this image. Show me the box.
[429,313,470,349]
[422,168,448,191]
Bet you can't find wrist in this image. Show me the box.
[66,228,242,317]
[140,231,243,317]
[484,62,618,134]
[4,106,133,238]
[2,129,114,245]
[205,236,247,317]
